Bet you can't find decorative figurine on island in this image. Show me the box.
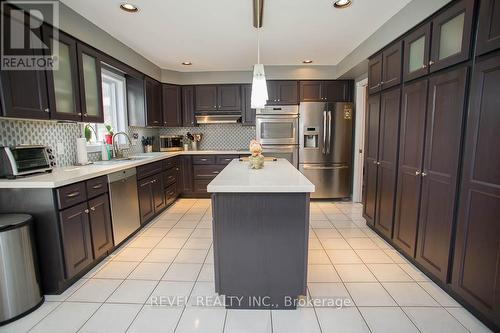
[248,140,265,169]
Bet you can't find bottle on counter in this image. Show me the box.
[101,140,110,161]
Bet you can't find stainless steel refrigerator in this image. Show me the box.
[299,102,354,199]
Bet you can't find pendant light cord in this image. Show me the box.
[257,0,260,65]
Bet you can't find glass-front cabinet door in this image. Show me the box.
[77,43,104,123]
[43,28,81,121]
[429,0,474,73]
[403,23,431,82]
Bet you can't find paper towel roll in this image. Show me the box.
[76,138,88,165]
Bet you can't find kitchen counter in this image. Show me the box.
[207,158,315,193]
[0,150,249,189]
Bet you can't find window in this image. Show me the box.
[86,67,128,147]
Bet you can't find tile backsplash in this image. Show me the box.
[0,118,256,167]
[159,124,256,150]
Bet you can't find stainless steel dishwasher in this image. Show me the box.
[108,168,141,245]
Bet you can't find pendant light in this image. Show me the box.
[251,0,268,109]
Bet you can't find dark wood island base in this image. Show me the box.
[212,192,310,309]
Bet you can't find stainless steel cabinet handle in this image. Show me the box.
[77,113,82,116]
[322,111,327,154]
[373,160,378,165]
[327,111,332,154]
[90,207,96,211]
[415,171,421,176]
[84,209,89,214]
[421,172,427,177]
[422,64,427,69]
[92,184,103,189]
[376,161,381,165]
[429,60,435,66]
[83,113,88,117]
[212,171,220,174]
[303,165,349,170]
[44,108,49,113]
[200,158,207,161]
[67,191,80,198]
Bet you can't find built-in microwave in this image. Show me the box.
[256,115,299,145]
[159,135,184,152]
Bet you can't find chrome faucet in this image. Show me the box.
[112,132,132,159]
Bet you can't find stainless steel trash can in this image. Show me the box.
[0,214,43,325]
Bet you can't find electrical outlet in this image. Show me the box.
[56,142,65,155]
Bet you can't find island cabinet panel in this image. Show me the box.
[0,8,49,120]
[476,0,500,56]
[374,88,401,239]
[393,79,428,257]
[362,94,381,226]
[212,193,309,309]
[88,194,113,259]
[59,202,94,279]
[452,55,500,327]
[415,66,468,282]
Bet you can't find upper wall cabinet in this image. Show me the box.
[195,85,241,112]
[182,86,196,127]
[299,81,353,102]
[126,75,146,127]
[43,28,82,122]
[162,84,182,127]
[76,43,104,123]
[403,0,474,82]
[241,84,256,126]
[368,41,402,94]
[429,0,475,73]
[0,8,49,119]
[403,23,432,82]
[266,81,298,105]
[145,77,162,126]
[476,0,500,56]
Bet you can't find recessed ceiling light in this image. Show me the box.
[303,60,313,64]
[333,0,352,9]
[120,3,139,13]
[182,61,192,66]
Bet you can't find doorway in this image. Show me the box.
[352,78,368,202]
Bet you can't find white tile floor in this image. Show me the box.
[0,199,492,333]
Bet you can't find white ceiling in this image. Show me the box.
[61,0,412,72]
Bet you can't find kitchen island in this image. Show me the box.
[207,158,315,309]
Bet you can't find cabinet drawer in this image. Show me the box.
[192,155,216,165]
[193,165,224,180]
[163,168,177,187]
[56,182,87,209]
[86,176,108,199]
[216,155,238,165]
[193,179,211,193]
[163,157,179,170]
[137,161,163,179]
[165,182,178,206]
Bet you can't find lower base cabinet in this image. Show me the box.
[138,174,165,224]
[88,194,114,258]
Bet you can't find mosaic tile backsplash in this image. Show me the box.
[159,124,256,150]
[0,118,256,167]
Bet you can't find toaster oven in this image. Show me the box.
[0,145,55,179]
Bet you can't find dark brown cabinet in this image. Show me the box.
[403,23,432,82]
[126,74,146,127]
[476,0,500,56]
[195,84,241,112]
[374,88,401,239]
[59,202,94,278]
[368,53,383,94]
[43,29,81,121]
[393,79,428,257]
[162,84,182,127]
[145,77,162,126]
[453,55,500,327]
[368,42,402,94]
[0,9,49,119]
[266,81,298,105]
[138,176,155,223]
[88,194,113,258]
[182,85,196,126]
[151,174,166,212]
[242,84,256,126]
[180,155,194,194]
[299,81,353,102]
[362,95,381,226]
[76,43,104,123]
[429,0,474,73]
[415,66,468,282]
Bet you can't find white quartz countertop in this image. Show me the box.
[207,158,315,193]
[0,150,249,189]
